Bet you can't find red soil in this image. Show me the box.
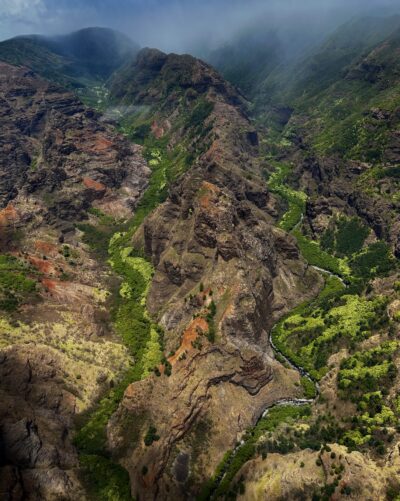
[92,136,113,152]
[83,177,107,192]
[28,256,57,275]
[34,240,59,258]
[168,317,209,366]
[0,204,18,227]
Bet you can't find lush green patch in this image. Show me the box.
[267,162,307,232]
[338,341,398,396]
[75,132,201,497]
[144,425,160,446]
[321,217,369,257]
[292,229,347,277]
[301,376,317,399]
[0,255,37,311]
[259,412,344,457]
[75,140,189,497]
[186,99,214,130]
[79,455,132,501]
[198,405,311,500]
[350,242,396,280]
[375,165,400,179]
[273,290,387,380]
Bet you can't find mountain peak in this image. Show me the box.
[0,27,140,89]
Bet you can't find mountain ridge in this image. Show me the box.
[1,15,400,501]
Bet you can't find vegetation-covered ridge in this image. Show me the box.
[74,137,186,499]
[201,147,400,499]
[0,254,38,312]
[74,100,208,497]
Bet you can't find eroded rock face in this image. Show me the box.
[0,346,84,500]
[0,61,150,222]
[107,49,321,500]
[297,155,400,248]
[0,61,150,499]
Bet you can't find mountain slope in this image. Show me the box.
[0,61,150,499]
[0,47,319,500]
[189,15,400,500]
[94,48,320,499]
[0,28,139,97]
[2,15,400,501]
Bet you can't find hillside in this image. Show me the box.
[0,28,139,105]
[1,13,400,501]
[0,60,150,499]
[0,47,319,500]
[90,47,320,499]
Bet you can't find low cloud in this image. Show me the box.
[0,0,399,52]
[0,0,43,17]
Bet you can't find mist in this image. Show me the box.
[1,0,400,54]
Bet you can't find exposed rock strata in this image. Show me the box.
[0,61,150,499]
[107,49,321,499]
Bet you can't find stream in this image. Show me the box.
[208,262,349,498]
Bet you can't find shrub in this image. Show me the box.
[350,242,395,279]
[144,426,160,446]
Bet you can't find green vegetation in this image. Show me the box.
[267,162,306,232]
[198,405,311,500]
[205,300,217,342]
[144,425,160,446]
[280,24,400,163]
[273,287,387,380]
[75,234,160,485]
[77,209,120,260]
[321,217,369,257]
[0,254,37,311]
[186,99,214,131]
[338,342,398,396]
[350,242,396,280]
[293,229,347,277]
[79,455,132,501]
[301,376,317,399]
[75,131,199,497]
[266,161,349,276]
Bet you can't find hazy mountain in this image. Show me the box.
[1,11,400,501]
[0,27,139,90]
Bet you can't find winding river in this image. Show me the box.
[207,262,348,498]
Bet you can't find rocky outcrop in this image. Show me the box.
[235,443,400,500]
[298,155,400,247]
[108,48,243,110]
[0,346,84,500]
[107,49,321,499]
[0,61,150,223]
[0,61,150,499]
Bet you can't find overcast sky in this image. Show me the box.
[0,0,399,52]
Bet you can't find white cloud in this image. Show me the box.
[0,0,44,17]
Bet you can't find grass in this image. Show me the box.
[272,278,386,380]
[0,254,37,311]
[267,161,307,232]
[301,376,317,399]
[266,161,349,277]
[292,229,347,277]
[350,242,396,280]
[75,132,196,497]
[338,341,398,396]
[198,405,311,500]
[79,455,132,501]
[321,217,370,258]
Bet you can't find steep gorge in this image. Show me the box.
[1,16,400,500]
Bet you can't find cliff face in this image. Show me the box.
[106,49,320,499]
[0,62,150,499]
[0,61,150,223]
